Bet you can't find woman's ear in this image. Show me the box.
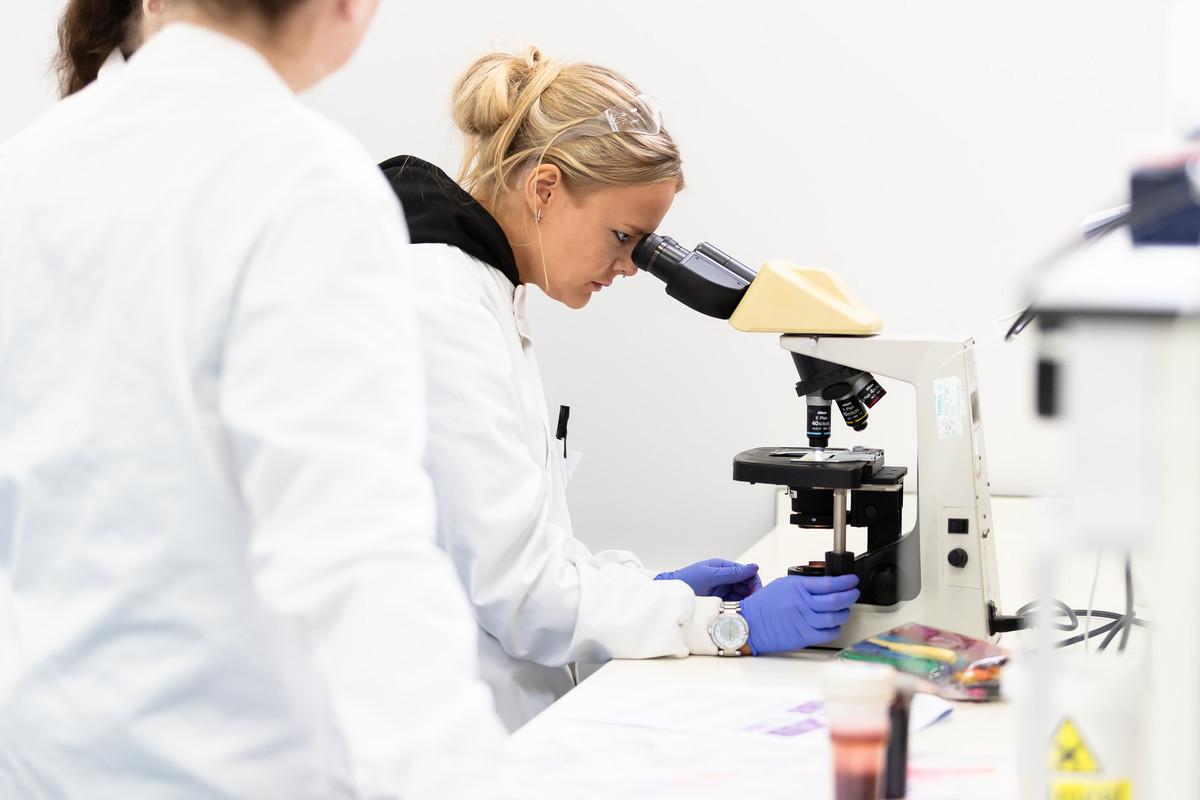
[523,163,563,219]
[335,0,374,25]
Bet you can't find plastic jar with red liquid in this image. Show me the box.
[821,660,897,800]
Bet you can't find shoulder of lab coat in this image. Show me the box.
[0,23,504,800]
[97,48,126,80]
[409,243,721,664]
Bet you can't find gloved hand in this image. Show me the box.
[655,558,762,601]
[740,574,860,654]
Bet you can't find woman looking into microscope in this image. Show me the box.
[380,46,862,731]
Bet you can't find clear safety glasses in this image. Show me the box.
[554,94,663,143]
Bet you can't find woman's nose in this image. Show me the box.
[615,255,638,277]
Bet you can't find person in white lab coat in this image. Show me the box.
[0,2,504,798]
[379,47,862,732]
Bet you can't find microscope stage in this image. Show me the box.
[732,446,907,489]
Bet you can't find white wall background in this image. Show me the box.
[3,2,1172,571]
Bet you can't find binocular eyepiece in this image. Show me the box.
[631,234,756,319]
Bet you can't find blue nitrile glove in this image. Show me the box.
[655,558,763,601]
[740,574,860,654]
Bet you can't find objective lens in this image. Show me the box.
[853,375,886,408]
[806,397,832,448]
[836,394,869,431]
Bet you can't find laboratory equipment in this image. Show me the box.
[820,660,896,800]
[1019,157,1200,799]
[633,236,1003,647]
[1017,4,1200,795]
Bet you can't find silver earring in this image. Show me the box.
[535,209,542,224]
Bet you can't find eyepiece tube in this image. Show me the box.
[694,242,758,284]
[632,233,756,319]
[631,234,691,282]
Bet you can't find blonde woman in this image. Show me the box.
[0,1,503,796]
[381,47,860,731]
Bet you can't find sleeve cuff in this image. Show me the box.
[682,595,723,656]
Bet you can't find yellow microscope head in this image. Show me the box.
[729,259,882,335]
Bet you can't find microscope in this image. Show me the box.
[633,235,1002,646]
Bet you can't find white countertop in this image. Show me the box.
[498,495,1135,799]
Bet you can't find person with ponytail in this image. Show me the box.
[380,47,861,732]
[52,0,168,96]
[1,1,504,796]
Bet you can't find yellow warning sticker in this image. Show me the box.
[1047,717,1101,773]
[1048,778,1132,800]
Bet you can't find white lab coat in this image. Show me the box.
[409,243,722,731]
[97,47,126,79]
[0,24,503,800]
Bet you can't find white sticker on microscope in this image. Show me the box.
[934,377,965,438]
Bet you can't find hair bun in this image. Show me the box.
[451,45,683,206]
[451,46,547,138]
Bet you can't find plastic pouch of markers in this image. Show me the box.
[837,622,1009,701]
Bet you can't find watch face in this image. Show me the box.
[713,614,748,649]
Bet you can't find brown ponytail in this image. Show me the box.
[53,0,141,97]
[52,0,347,98]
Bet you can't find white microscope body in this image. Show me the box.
[632,237,1004,647]
[725,257,1002,646]
[772,333,1002,647]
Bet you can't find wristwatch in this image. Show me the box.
[709,601,750,656]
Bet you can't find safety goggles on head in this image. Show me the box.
[555,94,663,143]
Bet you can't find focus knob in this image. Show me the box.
[866,565,899,606]
[947,548,969,568]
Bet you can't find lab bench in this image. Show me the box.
[499,496,1134,799]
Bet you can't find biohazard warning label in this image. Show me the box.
[1046,718,1133,800]
[1047,717,1100,773]
[1048,778,1132,800]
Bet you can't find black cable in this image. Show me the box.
[1063,612,1147,650]
[1014,598,1077,630]
[1120,555,1133,651]
[1097,618,1123,652]
[1008,597,1148,650]
[1091,556,1138,652]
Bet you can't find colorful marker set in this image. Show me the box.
[838,623,1009,701]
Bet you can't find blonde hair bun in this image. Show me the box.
[451,46,557,138]
[449,45,684,206]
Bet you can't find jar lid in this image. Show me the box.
[820,660,897,705]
